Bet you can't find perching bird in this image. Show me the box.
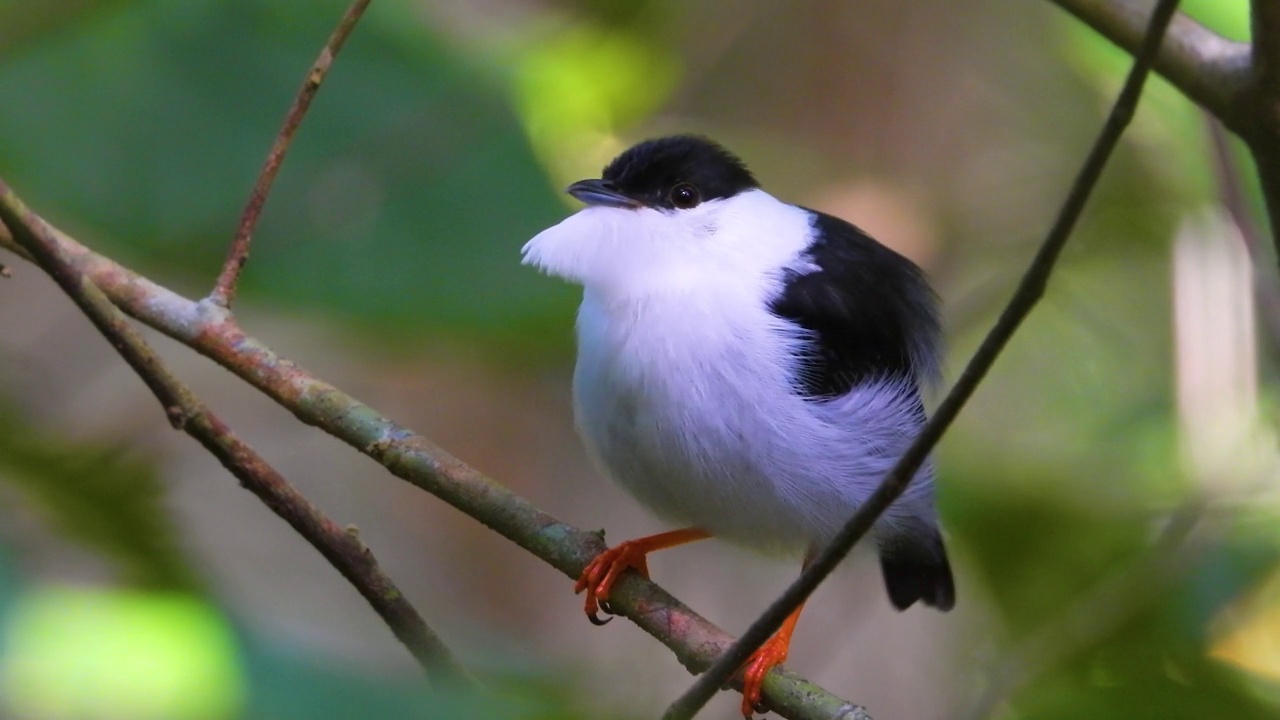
[522,135,954,717]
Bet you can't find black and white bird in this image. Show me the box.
[522,135,953,717]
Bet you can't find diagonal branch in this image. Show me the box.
[1047,0,1250,130]
[0,181,469,683]
[209,0,372,308]
[0,212,862,720]
[662,1,1182,717]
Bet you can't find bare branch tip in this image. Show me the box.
[210,0,372,308]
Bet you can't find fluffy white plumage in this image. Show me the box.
[522,188,939,554]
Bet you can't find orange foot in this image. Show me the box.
[574,539,652,624]
[740,631,791,718]
[573,528,711,625]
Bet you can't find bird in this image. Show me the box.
[521,135,954,717]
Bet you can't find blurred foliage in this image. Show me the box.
[1059,0,1249,215]
[0,581,604,720]
[0,406,197,592]
[3,587,245,720]
[242,639,606,720]
[512,23,680,190]
[1183,0,1249,40]
[0,0,576,356]
[0,0,1279,719]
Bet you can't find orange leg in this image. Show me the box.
[575,527,711,625]
[739,600,807,718]
[741,552,819,718]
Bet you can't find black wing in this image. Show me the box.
[769,210,940,399]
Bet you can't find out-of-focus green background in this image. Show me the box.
[1,0,1277,718]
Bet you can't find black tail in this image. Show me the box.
[878,528,955,611]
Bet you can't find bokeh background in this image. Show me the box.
[0,0,1276,718]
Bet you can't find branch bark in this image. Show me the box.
[0,181,469,682]
[1047,0,1250,130]
[0,213,864,720]
[1252,0,1280,99]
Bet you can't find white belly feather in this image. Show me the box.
[572,287,937,553]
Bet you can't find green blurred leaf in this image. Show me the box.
[0,0,576,355]
[1183,0,1248,42]
[0,408,197,591]
[512,23,681,188]
[3,587,244,720]
[0,0,130,56]
[1006,563,1280,719]
[1056,7,1225,214]
[241,631,616,720]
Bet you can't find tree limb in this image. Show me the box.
[1047,0,1250,130]
[210,0,372,308]
[662,0,1181,717]
[0,211,865,720]
[1252,0,1280,100]
[0,182,469,683]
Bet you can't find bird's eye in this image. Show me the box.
[669,183,701,209]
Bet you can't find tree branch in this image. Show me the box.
[0,211,863,720]
[662,1,1182,717]
[1252,0,1280,98]
[209,0,372,308]
[1047,0,1250,130]
[0,181,469,683]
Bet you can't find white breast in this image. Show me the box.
[573,287,936,554]
[526,189,938,553]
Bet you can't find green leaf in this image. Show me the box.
[3,587,244,720]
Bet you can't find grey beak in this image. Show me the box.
[567,179,643,209]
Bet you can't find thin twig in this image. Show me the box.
[0,215,857,720]
[0,181,469,683]
[661,2,1182,717]
[1046,0,1248,130]
[209,0,372,308]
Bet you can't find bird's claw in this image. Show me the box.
[574,541,651,626]
[739,634,789,718]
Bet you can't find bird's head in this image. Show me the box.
[522,135,808,298]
